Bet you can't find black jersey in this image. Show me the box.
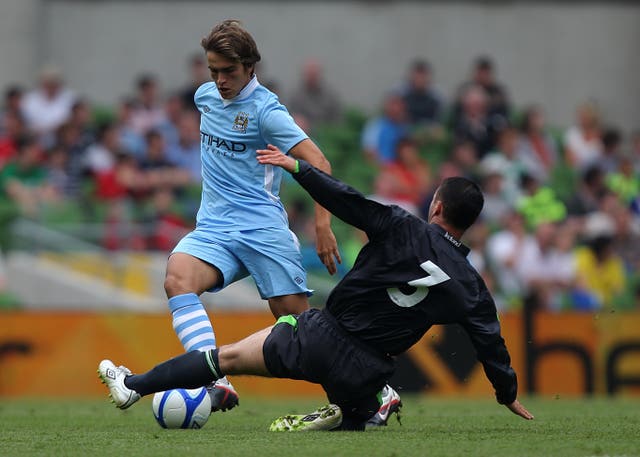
[293,161,517,404]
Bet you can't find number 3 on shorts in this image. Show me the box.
[386,261,450,308]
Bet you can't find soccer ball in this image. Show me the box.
[152,388,212,429]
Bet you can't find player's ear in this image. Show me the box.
[432,199,443,216]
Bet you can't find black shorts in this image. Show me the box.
[263,308,395,424]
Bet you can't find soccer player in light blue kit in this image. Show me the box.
[164,20,341,413]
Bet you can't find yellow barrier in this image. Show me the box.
[0,312,323,397]
[1,311,639,397]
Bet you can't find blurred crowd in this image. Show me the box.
[1,54,639,312]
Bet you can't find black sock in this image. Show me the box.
[124,350,218,397]
[205,348,225,379]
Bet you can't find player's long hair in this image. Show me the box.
[201,20,261,69]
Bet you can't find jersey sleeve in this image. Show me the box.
[260,104,308,154]
[193,82,216,113]
[293,160,400,238]
[461,290,518,405]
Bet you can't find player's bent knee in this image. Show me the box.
[268,294,309,317]
[164,273,188,297]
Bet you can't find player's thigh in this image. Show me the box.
[236,228,311,300]
[168,230,248,296]
[165,253,222,296]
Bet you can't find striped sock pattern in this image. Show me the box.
[169,293,216,352]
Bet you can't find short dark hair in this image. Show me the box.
[475,56,494,71]
[411,59,431,73]
[436,177,484,231]
[602,128,621,149]
[200,20,261,67]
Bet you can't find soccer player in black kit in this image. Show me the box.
[98,145,534,431]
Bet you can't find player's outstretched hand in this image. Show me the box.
[506,399,534,420]
[257,144,297,172]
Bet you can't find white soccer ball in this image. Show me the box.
[152,387,211,429]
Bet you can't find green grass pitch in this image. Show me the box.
[1,396,639,457]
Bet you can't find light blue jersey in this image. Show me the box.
[172,75,312,299]
[194,76,307,231]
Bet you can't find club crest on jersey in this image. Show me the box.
[232,111,250,133]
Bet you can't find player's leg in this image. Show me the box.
[166,232,248,411]
[237,228,311,318]
[267,293,309,317]
[329,394,382,431]
[164,253,221,354]
[98,326,274,409]
[366,385,403,427]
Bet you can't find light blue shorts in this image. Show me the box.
[171,226,311,299]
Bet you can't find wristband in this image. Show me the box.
[293,160,300,174]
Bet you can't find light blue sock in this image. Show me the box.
[169,293,216,352]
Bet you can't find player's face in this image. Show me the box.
[206,51,253,99]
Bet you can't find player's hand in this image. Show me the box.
[506,399,534,420]
[257,145,297,172]
[316,225,341,275]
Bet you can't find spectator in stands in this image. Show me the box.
[452,85,499,159]
[606,156,639,206]
[454,56,511,131]
[362,93,409,164]
[2,86,23,126]
[142,188,191,252]
[68,98,95,148]
[517,173,567,228]
[139,130,171,170]
[604,192,640,275]
[564,102,603,172]
[180,53,210,110]
[157,93,185,151]
[45,145,73,199]
[516,221,577,311]
[399,59,444,127]
[372,138,431,215]
[480,126,540,206]
[517,106,558,181]
[115,97,145,159]
[565,165,606,217]
[438,139,479,180]
[21,66,76,138]
[85,122,121,176]
[165,110,201,183]
[465,220,495,293]
[486,210,532,310]
[139,129,190,194]
[574,212,627,309]
[479,168,511,227]
[53,122,90,199]
[0,111,27,167]
[0,136,51,218]
[129,74,166,135]
[598,128,622,174]
[289,59,342,132]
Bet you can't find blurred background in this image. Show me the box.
[1,0,639,399]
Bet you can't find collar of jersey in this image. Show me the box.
[220,75,260,108]
[431,224,470,257]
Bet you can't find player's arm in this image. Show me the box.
[257,145,394,237]
[461,295,534,420]
[288,139,341,275]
